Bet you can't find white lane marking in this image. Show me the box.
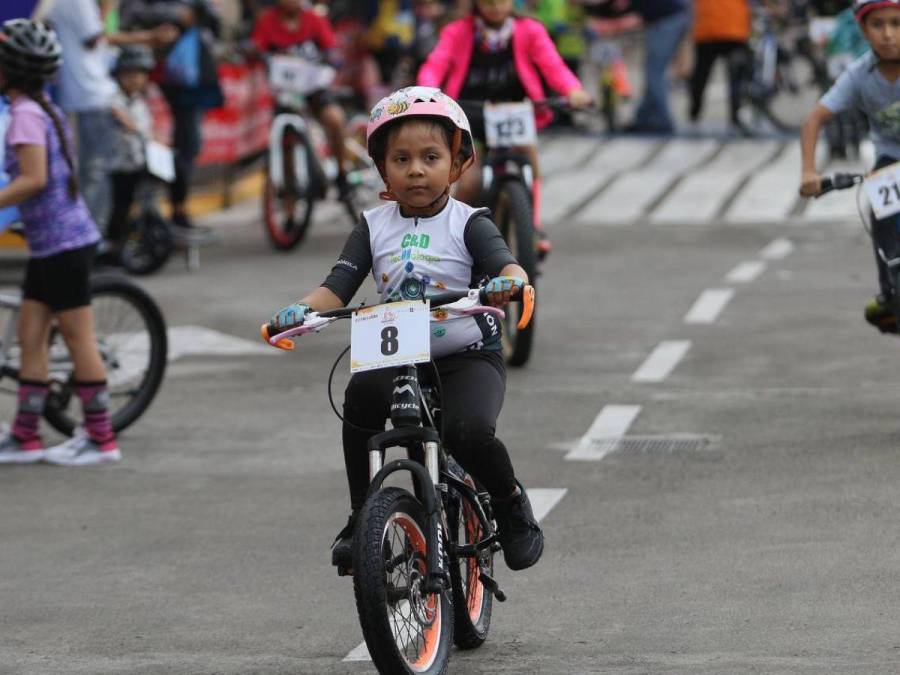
[759,238,794,260]
[684,288,735,325]
[104,326,274,387]
[565,405,641,460]
[632,340,691,383]
[167,325,275,360]
[343,487,568,662]
[343,643,371,662]
[528,488,569,522]
[726,260,767,283]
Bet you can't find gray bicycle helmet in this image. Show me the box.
[854,0,900,20]
[112,45,156,75]
[0,19,62,84]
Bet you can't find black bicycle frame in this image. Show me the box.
[362,369,497,595]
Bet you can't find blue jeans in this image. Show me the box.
[76,109,114,227]
[633,9,691,133]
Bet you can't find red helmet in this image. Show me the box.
[854,0,900,21]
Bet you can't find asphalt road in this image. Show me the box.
[4,168,900,674]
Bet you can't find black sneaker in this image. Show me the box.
[171,213,195,230]
[492,482,544,571]
[865,294,898,334]
[331,512,357,571]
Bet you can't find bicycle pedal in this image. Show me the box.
[479,570,507,602]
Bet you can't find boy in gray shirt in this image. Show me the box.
[800,0,900,333]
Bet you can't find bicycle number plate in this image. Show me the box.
[268,55,335,95]
[484,101,537,148]
[350,300,431,373]
[145,141,175,183]
[864,163,900,220]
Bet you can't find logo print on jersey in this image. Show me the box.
[877,101,900,138]
[400,233,430,249]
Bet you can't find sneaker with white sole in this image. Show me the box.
[44,430,120,466]
[0,430,44,464]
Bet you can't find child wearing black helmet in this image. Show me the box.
[0,19,119,466]
[104,45,156,263]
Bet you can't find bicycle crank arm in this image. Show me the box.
[478,570,507,602]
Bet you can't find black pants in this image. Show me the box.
[162,88,203,207]
[689,41,751,124]
[341,350,517,511]
[107,171,144,246]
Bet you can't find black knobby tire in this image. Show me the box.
[262,130,316,251]
[353,487,453,675]
[120,207,174,275]
[44,274,168,435]
[493,179,536,367]
[448,479,493,650]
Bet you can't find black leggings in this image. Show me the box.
[689,40,752,124]
[341,350,517,511]
[107,171,144,247]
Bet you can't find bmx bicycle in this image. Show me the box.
[816,169,900,332]
[0,271,168,435]
[262,50,380,250]
[460,97,580,366]
[261,283,535,675]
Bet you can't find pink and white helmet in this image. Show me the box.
[366,86,474,161]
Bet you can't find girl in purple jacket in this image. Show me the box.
[417,0,591,256]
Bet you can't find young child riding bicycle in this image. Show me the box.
[0,19,119,466]
[800,0,900,332]
[416,0,591,258]
[264,86,545,573]
[251,0,357,208]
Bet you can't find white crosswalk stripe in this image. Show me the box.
[534,135,872,227]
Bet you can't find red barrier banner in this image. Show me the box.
[149,61,273,166]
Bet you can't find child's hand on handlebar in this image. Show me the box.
[484,276,524,307]
[269,302,310,333]
[799,171,823,198]
[567,89,593,109]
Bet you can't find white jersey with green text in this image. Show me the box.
[364,198,500,358]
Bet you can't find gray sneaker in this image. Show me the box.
[44,430,120,467]
[0,430,44,464]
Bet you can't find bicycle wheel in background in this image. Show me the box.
[120,207,175,275]
[262,130,316,250]
[44,274,168,435]
[493,179,537,367]
[448,477,494,650]
[342,114,384,220]
[353,486,453,675]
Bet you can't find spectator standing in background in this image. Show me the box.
[688,0,752,134]
[120,0,223,230]
[625,0,691,135]
[45,0,176,227]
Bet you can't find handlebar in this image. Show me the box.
[457,97,596,113]
[260,285,536,351]
[817,172,864,197]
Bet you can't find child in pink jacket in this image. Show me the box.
[417,0,590,255]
